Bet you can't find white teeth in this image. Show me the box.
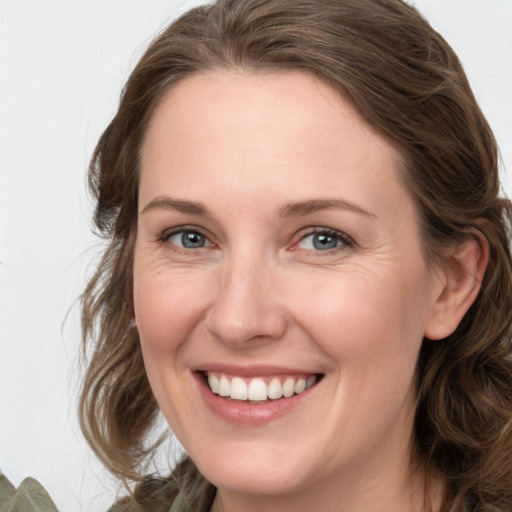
[294,378,306,394]
[219,375,230,397]
[267,378,283,399]
[248,378,267,401]
[231,377,248,400]
[208,373,219,394]
[282,377,295,397]
[206,372,319,401]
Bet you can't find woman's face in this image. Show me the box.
[134,70,444,504]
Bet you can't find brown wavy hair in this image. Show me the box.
[79,0,512,509]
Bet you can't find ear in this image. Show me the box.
[424,229,489,340]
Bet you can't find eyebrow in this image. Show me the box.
[140,197,209,216]
[279,199,376,218]
[140,196,376,219]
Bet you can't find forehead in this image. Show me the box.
[138,69,406,217]
[141,69,399,157]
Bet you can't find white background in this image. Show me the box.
[0,1,511,510]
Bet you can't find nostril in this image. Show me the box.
[206,309,289,347]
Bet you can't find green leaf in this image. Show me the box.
[2,477,59,512]
[0,472,16,512]
[0,472,16,498]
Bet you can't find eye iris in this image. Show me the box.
[182,232,205,248]
[313,233,338,250]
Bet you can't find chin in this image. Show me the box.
[192,442,312,497]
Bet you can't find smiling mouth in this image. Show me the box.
[200,371,322,402]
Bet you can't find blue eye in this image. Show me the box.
[297,230,350,251]
[167,230,211,249]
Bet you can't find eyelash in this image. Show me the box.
[158,225,354,255]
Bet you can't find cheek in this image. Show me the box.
[132,264,212,430]
[288,263,431,367]
[133,264,212,358]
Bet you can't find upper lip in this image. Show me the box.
[194,363,320,378]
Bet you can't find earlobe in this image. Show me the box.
[424,229,489,341]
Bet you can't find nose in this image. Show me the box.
[205,253,288,348]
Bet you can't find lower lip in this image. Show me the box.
[194,372,318,426]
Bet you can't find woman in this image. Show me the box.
[79,0,512,510]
